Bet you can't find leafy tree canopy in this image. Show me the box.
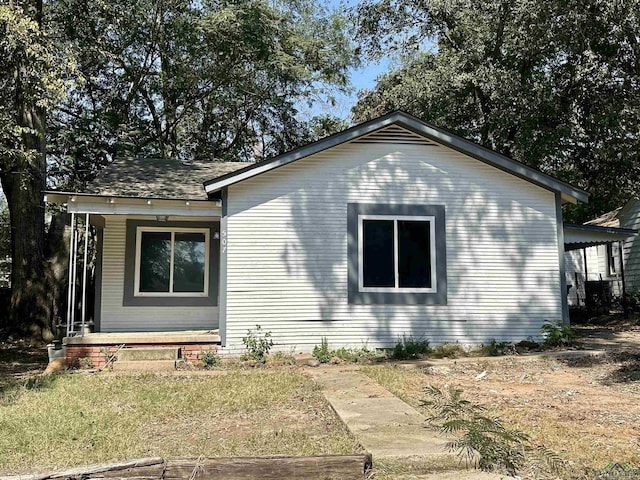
[49,0,357,190]
[353,0,640,221]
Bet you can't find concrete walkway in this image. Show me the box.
[312,368,454,460]
[312,367,515,479]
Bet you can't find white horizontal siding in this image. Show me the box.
[223,135,562,353]
[621,201,640,293]
[100,215,219,332]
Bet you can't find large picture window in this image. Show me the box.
[359,216,436,292]
[124,220,218,307]
[134,227,209,297]
[348,204,447,305]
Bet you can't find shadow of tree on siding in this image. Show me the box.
[234,139,562,351]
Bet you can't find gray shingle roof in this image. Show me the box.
[88,157,251,200]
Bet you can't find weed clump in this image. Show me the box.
[422,385,564,476]
[202,350,221,369]
[312,337,378,363]
[540,321,576,348]
[242,325,274,362]
[391,335,431,360]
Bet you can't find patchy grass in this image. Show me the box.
[362,358,640,480]
[0,371,360,474]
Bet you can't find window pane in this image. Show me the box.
[398,220,431,288]
[139,232,171,292]
[173,232,206,293]
[363,220,394,287]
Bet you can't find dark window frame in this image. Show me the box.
[135,227,209,296]
[348,204,447,305]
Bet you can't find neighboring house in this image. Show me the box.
[564,199,640,306]
[47,111,595,362]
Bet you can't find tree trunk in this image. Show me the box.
[44,213,70,337]
[0,0,53,341]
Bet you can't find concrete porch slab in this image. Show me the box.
[63,330,221,346]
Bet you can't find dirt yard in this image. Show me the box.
[1,319,639,479]
[362,320,640,480]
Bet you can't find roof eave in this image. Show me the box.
[43,190,210,203]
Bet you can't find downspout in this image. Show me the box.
[555,193,569,324]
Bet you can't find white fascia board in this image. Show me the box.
[45,192,221,217]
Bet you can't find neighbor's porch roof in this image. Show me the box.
[564,224,637,251]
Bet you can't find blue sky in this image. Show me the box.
[295,0,393,122]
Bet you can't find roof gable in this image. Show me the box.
[203,111,589,204]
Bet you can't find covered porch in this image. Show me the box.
[45,191,223,336]
[564,223,637,308]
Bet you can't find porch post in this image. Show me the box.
[66,213,75,337]
[70,227,78,335]
[80,213,89,335]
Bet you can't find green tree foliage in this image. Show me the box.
[0,0,354,337]
[353,0,640,221]
[49,0,355,189]
[0,1,72,337]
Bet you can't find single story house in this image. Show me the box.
[48,111,628,365]
[564,199,640,306]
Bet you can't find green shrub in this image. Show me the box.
[422,385,564,476]
[241,325,274,362]
[391,335,431,360]
[540,321,576,348]
[313,337,332,363]
[431,342,465,359]
[313,338,378,363]
[201,350,221,369]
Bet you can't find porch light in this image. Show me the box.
[108,198,115,204]
[70,195,77,202]
[147,200,152,205]
[185,201,190,206]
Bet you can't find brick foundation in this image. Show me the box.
[65,343,219,369]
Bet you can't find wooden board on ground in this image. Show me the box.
[0,455,372,480]
[164,454,372,480]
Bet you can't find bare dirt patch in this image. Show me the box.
[362,324,640,480]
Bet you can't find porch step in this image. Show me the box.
[118,347,180,362]
[112,360,177,372]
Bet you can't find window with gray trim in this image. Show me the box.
[135,227,209,297]
[348,204,447,305]
[123,220,219,307]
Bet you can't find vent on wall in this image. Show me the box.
[350,125,438,146]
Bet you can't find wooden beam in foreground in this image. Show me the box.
[0,454,373,480]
